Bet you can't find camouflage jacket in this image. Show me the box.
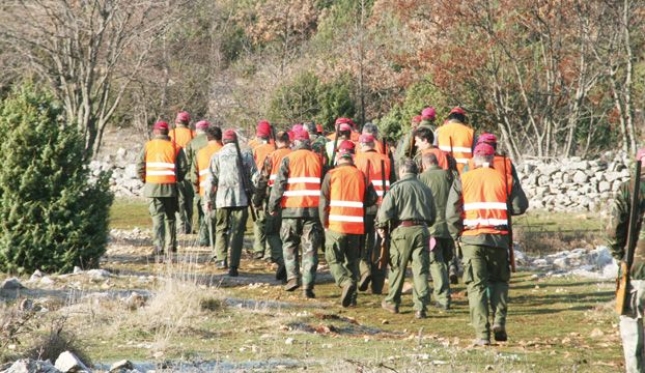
[204,142,257,209]
[607,173,645,279]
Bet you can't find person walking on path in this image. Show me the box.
[193,125,223,251]
[203,129,257,277]
[419,151,456,310]
[320,140,377,307]
[446,143,528,346]
[607,148,645,373]
[253,130,292,281]
[436,107,474,174]
[252,120,277,260]
[170,111,197,234]
[377,159,437,319]
[136,121,188,261]
[186,120,212,246]
[268,130,324,298]
[354,133,396,294]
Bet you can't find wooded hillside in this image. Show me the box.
[0,0,642,160]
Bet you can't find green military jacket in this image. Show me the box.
[184,133,208,183]
[418,165,457,238]
[396,121,436,163]
[607,172,645,279]
[446,165,529,249]
[136,134,188,198]
[375,173,436,229]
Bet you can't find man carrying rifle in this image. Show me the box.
[608,148,645,373]
[396,107,437,164]
[436,107,474,174]
[320,140,377,307]
[355,134,396,294]
[268,129,324,299]
[446,143,528,346]
[377,159,437,319]
[325,118,354,166]
[251,120,276,260]
[203,129,257,277]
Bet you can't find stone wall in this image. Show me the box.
[92,145,634,212]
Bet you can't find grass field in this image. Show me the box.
[0,199,622,372]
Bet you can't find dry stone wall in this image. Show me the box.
[92,146,634,212]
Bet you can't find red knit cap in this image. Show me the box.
[477,133,497,145]
[474,143,495,157]
[195,120,210,130]
[176,111,190,123]
[449,107,466,115]
[293,129,309,141]
[256,120,271,137]
[338,140,355,154]
[412,115,422,123]
[421,107,436,120]
[222,129,237,141]
[335,117,356,128]
[153,121,169,131]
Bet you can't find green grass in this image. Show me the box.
[109,198,149,229]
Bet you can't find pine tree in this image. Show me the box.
[0,84,114,274]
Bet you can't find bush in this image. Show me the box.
[0,84,114,274]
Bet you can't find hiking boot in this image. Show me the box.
[275,264,287,282]
[253,252,264,260]
[304,289,316,299]
[414,310,427,319]
[449,273,459,285]
[284,278,300,292]
[358,273,372,292]
[381,300,399,314]
[434,302,450,311]
[215,260,228,270]
[228,267,239,277]
[341,283,356,308]
[493,325,508,342]
[474,339,491,346]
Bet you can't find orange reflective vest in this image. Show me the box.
[169,127,195,149]
[461,167,510,236]
[268,148,292,186]
[421,147,451,170]
[281,149,322,209]
[436,121,474,174]
[254,143,275,169]
[249,137,275,150]
[327,166,366,234]
[326,131,361,142]
[354,151,390,205]
[196,142,223,196]
[356,141,390,155]
[465,155,513,193]
[144,139,180,184]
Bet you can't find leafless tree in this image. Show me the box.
[0,0,180,159]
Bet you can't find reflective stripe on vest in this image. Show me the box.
[328,166,366,234]
[355,151,391,205]
[281,149,322,208]
[196,142,223,196]
[436,122,474,174]
[145,139,179,184]
[461,167,509,236]
[268,148,292,186]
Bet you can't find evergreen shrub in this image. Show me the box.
[0,85,113,274]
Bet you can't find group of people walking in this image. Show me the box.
[136,107,529,346]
